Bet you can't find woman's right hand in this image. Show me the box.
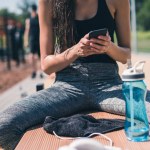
[72,34,95,57]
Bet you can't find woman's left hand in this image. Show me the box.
[89,34,112,54]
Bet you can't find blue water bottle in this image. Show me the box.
[122,61,149,142]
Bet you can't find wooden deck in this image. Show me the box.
[16,112,150,150]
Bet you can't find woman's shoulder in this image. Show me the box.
[38,0,50,2]
[38,0,53,5]
[38,0,53,14]
[112,0,130,10]
[38,0,53,26]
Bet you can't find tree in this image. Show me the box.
[137,1,150,30]
[18,0,30,16]
[17,0,37,24]
[136,0,145,12]
[0,9,17,20]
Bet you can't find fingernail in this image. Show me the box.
[99,36,104,39]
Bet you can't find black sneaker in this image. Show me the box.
[31,72,36,79]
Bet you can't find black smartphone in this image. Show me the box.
[89,28,108,39]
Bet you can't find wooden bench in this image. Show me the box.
[16,112,150,150]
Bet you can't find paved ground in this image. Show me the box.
[0,72,47,112]
[0,61,33,93]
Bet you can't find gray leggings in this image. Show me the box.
[0,63,150,150]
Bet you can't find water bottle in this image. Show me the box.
[122,61,149,142]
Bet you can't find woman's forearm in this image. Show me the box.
[106,42,131,64]
[41,46,79,75]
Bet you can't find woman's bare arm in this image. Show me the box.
[38,0,79,75]
[106,0,131,64]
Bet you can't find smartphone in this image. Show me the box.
[89,28,108,39]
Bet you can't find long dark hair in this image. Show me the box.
[51,0,77,53]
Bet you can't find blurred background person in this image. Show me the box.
[0,30,6,62]
[24,4,43,79]
[15,21,25,66]
[0,30,5,62]
[7,18,18,66]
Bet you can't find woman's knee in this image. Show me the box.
[0,113,24,150]
[0,114,21,134]
[0,103,27,136]
[0,112,23,136]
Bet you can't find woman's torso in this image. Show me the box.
[74,0,116,64]
[56,0,121,83]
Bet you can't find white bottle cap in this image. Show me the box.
[122,61,145,81]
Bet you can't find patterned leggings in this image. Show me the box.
[0,63,150,150]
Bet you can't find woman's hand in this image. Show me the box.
[89,33,112,54]
[72,33,112,58]
[73,34,107,57]
[72,34,92,57]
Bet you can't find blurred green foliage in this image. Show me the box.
[0,9,18,20]
[137,0,150,30]
[137,31,150,52]
[138,31,150,40]
[136,0,145,12]
[0,0,35,25]
[136,0,150,52]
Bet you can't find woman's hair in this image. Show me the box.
[51,0,77,53]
